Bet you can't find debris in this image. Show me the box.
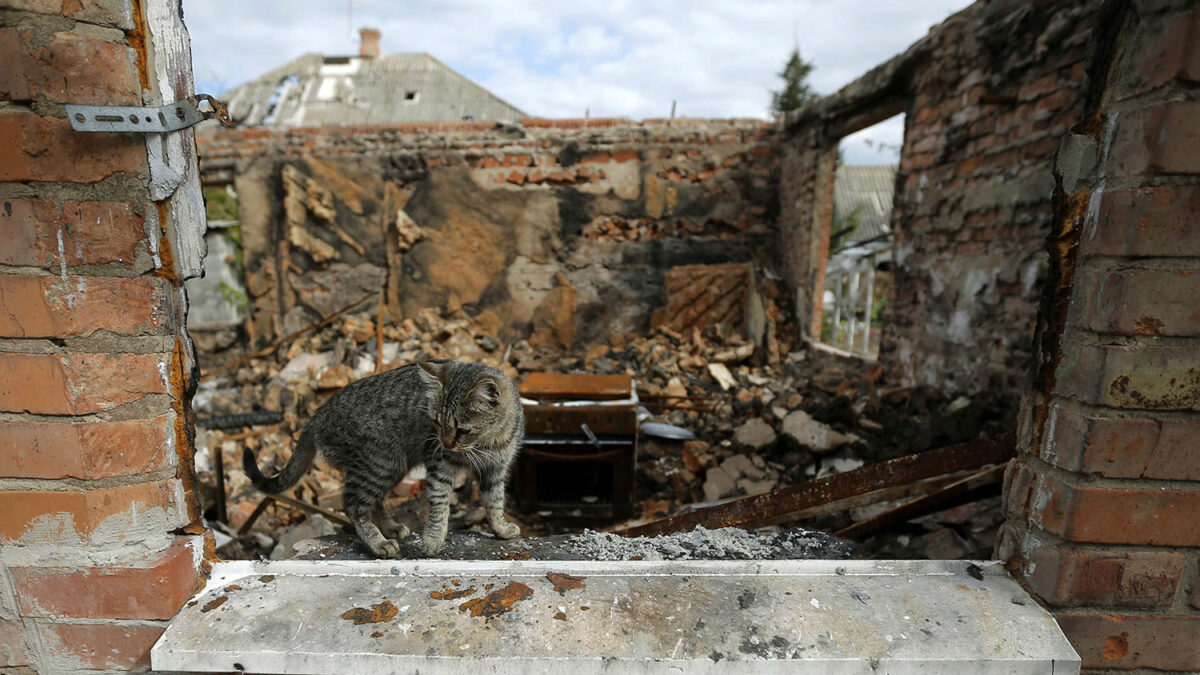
[619,436,1014,538]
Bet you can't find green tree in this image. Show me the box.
[769,48,817,117]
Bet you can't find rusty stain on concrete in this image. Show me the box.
[457,582,534,618]
[200,596,226,612]
[430,586,477,600]
[546,572,586,594]
[340,600,399,624]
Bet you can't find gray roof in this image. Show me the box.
[833,164,897,244]
[222,52,526,127]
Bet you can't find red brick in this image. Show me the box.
[0,0,134,30]
[1054,343,1200,411]
[0,619,30,667]
[0,418,173,479]
[0,28,139,105]
[10,539,199,620]
[1072,267,1200,337]
[1028,473,1200,546]
[1027,545,1184,607]
[0,274,168,338]
[1044,404,1200,480]
[1192,570,1200,610]
[1055,614,1200,671]
[1083,185,1200,258]
[0,481,184,543]
[0,199,149,268]
[38,622,163,671]
[0,28,30,101]
[580,152,611,163]
[0,112,144,183]
[0,352,169,415]
[612,149,639,163]
[1126,8,1200,95]
[1106,101,1200,177]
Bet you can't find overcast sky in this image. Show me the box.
[186,1,967,165]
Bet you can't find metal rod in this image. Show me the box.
[202,292,375,378]
[213,443,228,524]
[237,496,274,535]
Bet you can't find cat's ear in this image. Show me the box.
[418,360,447,383]
[472,378,501,407]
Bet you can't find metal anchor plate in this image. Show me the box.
[66,94,232,132]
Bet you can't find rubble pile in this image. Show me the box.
[194,304,1013,562]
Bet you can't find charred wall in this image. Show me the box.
[197,119,780,350]
[780,0,1103,404]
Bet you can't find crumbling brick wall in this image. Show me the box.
[780,0,1103,403]
[195,119,780,351]
[999,1,1200,670]
[0,0,208,669]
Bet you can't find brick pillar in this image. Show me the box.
[1000,2,1200,671]
[0,0,208,670]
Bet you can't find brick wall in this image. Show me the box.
[780,0,1102,406]
[0,0,208,670]
[999,1,1200,671]
[195,118,780,352]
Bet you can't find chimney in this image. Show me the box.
[359,28,381,59]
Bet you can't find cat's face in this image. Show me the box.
[419,361,505,452]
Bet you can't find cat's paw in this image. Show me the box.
[492,520,521,540]
[381,522,410,539]
[419,535,445,557]
[373,539,401,558]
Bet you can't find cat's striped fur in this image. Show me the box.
[243,359,524,557]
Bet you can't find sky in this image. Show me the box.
[185,1,968,165]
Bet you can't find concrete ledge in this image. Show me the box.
[152,559,1079,674]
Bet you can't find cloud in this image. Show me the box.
[187,0,965,160]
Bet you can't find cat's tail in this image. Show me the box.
[242,431,317,494]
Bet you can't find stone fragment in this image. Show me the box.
[707,362,738,391]
[721,454,766,481]
[781,410,861,453]
[702,466,737,503]
[733,418,777,450]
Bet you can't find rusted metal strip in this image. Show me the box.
[834,464,1006,540]
[745,471,971,530]
[618,435,1014,538]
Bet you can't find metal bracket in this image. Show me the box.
[66,94,232,133]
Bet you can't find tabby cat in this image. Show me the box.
[242,360,524,557]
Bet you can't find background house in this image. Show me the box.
[221,28,526,127]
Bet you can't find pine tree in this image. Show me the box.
[769,48,817,117]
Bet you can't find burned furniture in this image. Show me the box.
[514,373,638,522]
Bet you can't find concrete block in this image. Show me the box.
[153,559,1079,673]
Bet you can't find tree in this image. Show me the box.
[769,48,817,117]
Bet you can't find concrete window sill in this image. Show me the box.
[152,559,1079,674]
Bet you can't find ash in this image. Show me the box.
[568,526,852,561]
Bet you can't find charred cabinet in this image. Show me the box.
[514,374,638,522]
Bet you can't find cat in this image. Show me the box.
[242,359,524,558]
